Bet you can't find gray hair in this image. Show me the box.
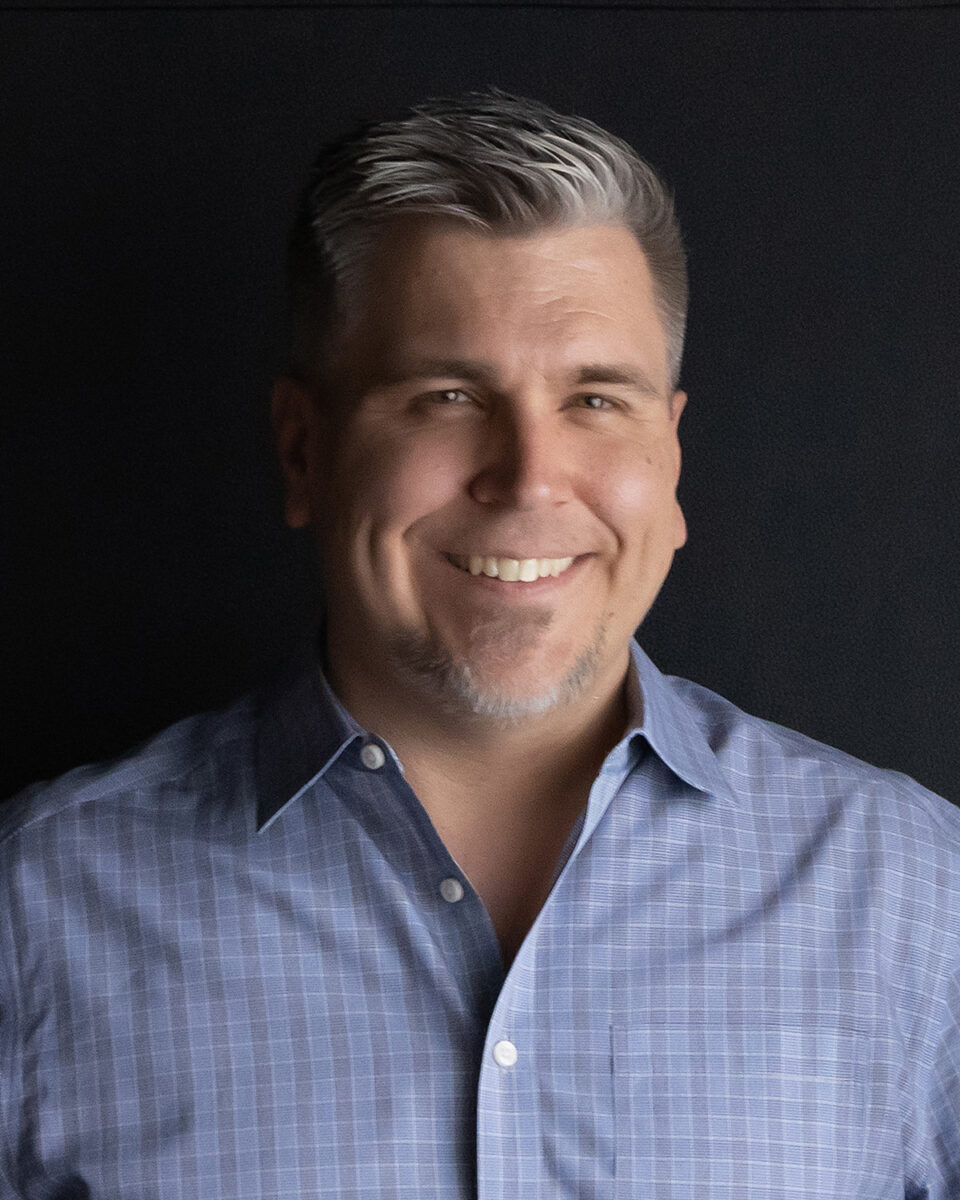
[288,89,687,389]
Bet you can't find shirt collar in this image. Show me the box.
[255,652,365,831]
[628,640,738,808]
[255,637,736,830]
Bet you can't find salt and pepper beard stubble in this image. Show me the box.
[382,602,610,725]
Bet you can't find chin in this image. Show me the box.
[385,624,606,725]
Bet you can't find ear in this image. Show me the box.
[670,389,688,549]
[271,375,320,530]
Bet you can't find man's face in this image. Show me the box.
[276,218,687,722]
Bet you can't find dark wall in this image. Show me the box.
[3,2,958,802]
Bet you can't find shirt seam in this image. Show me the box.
[907,927,960,1188]
[0,851,26,1198]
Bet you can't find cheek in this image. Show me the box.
[587,443,680,531]
[322,431,467,544]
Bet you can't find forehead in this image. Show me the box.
[335,218,669,394]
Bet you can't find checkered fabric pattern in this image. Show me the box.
[2,640,959,1198]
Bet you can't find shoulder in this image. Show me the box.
[0,693,259,854]
[658,671,960,1026]
[665,669,960,862]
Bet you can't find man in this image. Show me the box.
[1,91,958,1199]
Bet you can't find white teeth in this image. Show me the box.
[448,553,576,581]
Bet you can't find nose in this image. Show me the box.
[467,407,572,509]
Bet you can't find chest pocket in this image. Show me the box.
[613,1023,877,1199]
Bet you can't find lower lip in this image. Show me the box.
[443,555,588,598]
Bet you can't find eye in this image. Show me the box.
[409,387,482,419]
[579,393,614,411]
[432,388,472,405]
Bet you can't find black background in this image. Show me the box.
[3,0,958,802]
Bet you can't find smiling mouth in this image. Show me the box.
[445,553,576,581]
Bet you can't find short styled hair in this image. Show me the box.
[287,89,688,389]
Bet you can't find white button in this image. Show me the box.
[439,877,464,903]
[360,743,386,770]
[492,1039,518,1068]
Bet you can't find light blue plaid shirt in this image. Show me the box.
[2,640,959,1198]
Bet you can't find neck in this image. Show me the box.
[324,632,634,963]
[324,634,633,808]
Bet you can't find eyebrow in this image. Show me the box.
[570,363,662,397]
[373,357,663,398]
